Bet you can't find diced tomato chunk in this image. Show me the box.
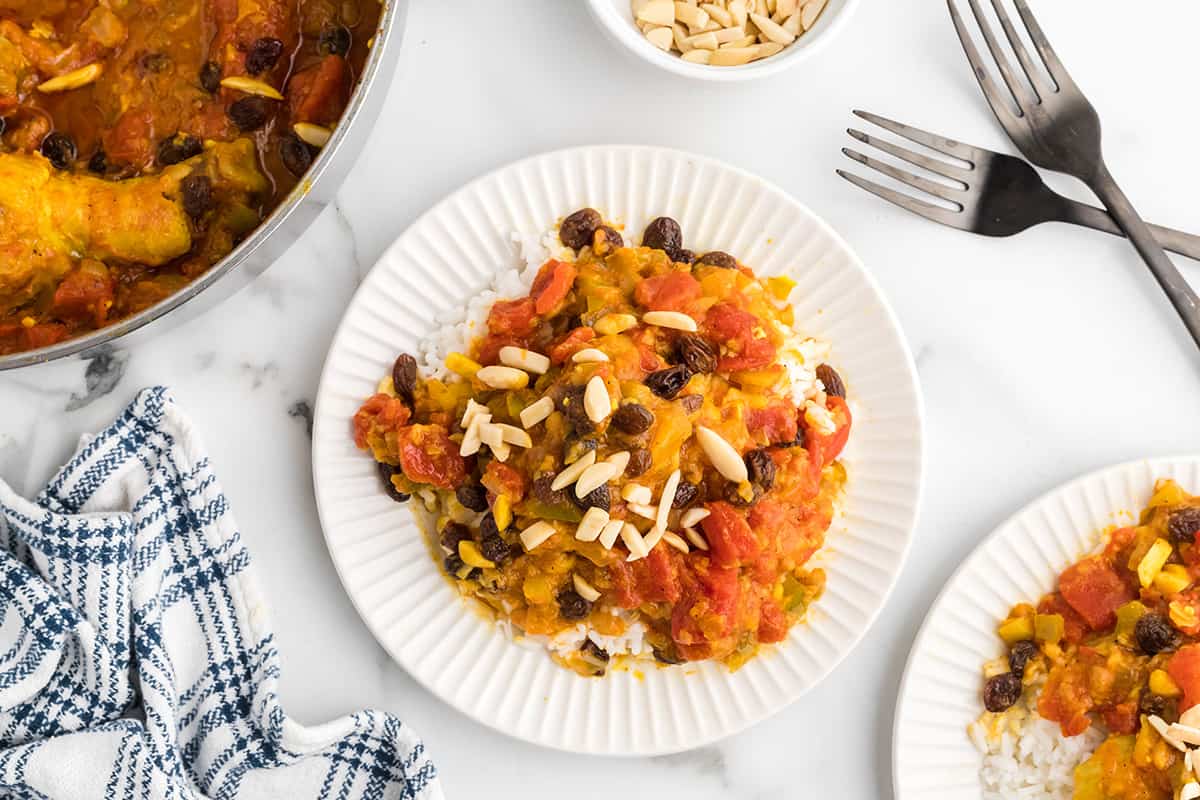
[805,395,852,468]
[747,402,799,445]
[701,502,761,568]
[1037,659,1095,736]
[547,327,595,365]
[287,55,351,124]
[1170,644,1200,711]
[635,271,702,313]
[1100,702,1139,735]
[352,393,411,450]
[1058,556,1135,630]
[482,461,527,502]
[486,297,537,338]
[757,599,789,643]
[671,560,740,660]
[614,546,683,607]
[19,323,69,350]
[530,260,577,316]
[703,302,776,371]
[52,262,114,325]
[394,424,467,490]
[103,108,155,168]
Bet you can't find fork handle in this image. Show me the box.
[1059,199,1200,262]
[1086,163,1200,350]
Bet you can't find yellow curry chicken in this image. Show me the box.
[0,0,381,354]
[353,210,852,674]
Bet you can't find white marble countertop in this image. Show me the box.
[3,1,1200,797]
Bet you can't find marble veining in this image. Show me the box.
[1,2,1198,799]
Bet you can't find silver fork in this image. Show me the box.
[837,110,1200,261]
[948,0,1200,350]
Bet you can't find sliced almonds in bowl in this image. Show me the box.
[632,0,829,67]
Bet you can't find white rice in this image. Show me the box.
[970,682,1104,800]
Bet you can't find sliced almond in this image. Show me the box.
[781,10,803,35]
[685,31,719,50]
[219,75,284,100]
[1149,715,1188,752]
[722,35,758,49]
[476,365,529,389]
[657,469,681,532]
[663,531,691,553]
[636,0,676,25]
[571,348,610,364]
[621,483,653,504]
[700,2,733,26]
[575,507,610,542]
[750,11,795,43]
[681,48,712,64]
[674,2,709,28]
[1182,705,1200,729]
[494,423,532,448]
[293,122,332,147]
[576,462,619,498]
[626,502,659,520]
[643,526,666,552]
[621,523,649,560]
[459,422,483,457]
[1183,781,1200,800]
[37,62,103,93]
[714,24,747,43]
[642,310,698,332]
[573,573,602,602]
[755,41,784,58]
[680,507,711,528]
[599,519,625,549]
[461,398,489,429]
[800,0,827,30]
[499,346,550,374]
[710,45,758,65]
[594,313,638,335]
[696,426,748,482]
[728,0,749,26]
[684,526,710,551]
[645,26,674,50]
[551,450,597,491]
[606,450,631,476]
[1170,723,1200,747]
[584,375,611,423]
[673,22,694,51]
[776,0,799,16]
[519,396,555,429]
[520,521,557,551]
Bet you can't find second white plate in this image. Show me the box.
[893,456,1200,798]
[312,145,923,755]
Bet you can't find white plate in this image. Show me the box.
[893,456,1200,798]
[312,145,924,755]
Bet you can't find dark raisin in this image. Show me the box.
[563,438,599,466]
[377,462,410,503]
[455,483,489,512]
[532,474,568,506]
[480,536,512,565]
[596,225,624,252]
[480,512,502,540]
[1135,612,1180,655]
[1139,692,1172,720]
[443,553,465,576]
[570,483,611,513]
[1169,507,1200,545]
[87,148,106,174]
[560,208,602,250]
[817,364,846,398]
[318,24,353,56]
[675,248,696,264]
[157,133,203,166]
[723,481,761,507]
[582,639,610,663]
[558,590,592,620]
[642,216,682,256]
[745,449,776,492]
[245,37,284,75]
[626,448,652,478]
[653,646,685,665]
[392,353,418,405]
[560,386,595,435]
[180,175,213,218]
[672,480,700,509]
[0,117,6,136]
[982,672,1022,712]
[440,522,472,552]
[676,334,717,374]
[140,52,170,74]
[678,394,702,413]
[40,132,76,170]
[1008,640,1037,678]
[697,251,738,269]
[199,60,221,93]
[645,365,691,400]
[227,96,274,132]
[279,133,316,177]
[612,403,654,435]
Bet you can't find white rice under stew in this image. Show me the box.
[970,682,1105,800]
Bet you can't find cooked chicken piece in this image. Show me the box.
[0,138,267,313]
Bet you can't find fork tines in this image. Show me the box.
[837,110,980,228]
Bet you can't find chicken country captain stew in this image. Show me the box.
[351,210,852,675]
[0,0,381,355]
[973,480,1200,800]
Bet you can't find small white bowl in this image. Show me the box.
[586,0,860,81]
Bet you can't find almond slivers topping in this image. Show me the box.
[629,0,826,66]
[519,396,555,428]
[499,346,551,374]
[551,450,597,491]
[573,573,602,602]
[476,365,529,390]
[642,310,697,332]
[575,507,610,542]
[520,521,557,551]
[696,426,748,483]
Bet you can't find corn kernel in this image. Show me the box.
[493,495,512,531]
[445,352,481,378]
[458,540,495,569]
[1151,669,1182,698]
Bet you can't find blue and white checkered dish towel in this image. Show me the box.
[0,387,441,800]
